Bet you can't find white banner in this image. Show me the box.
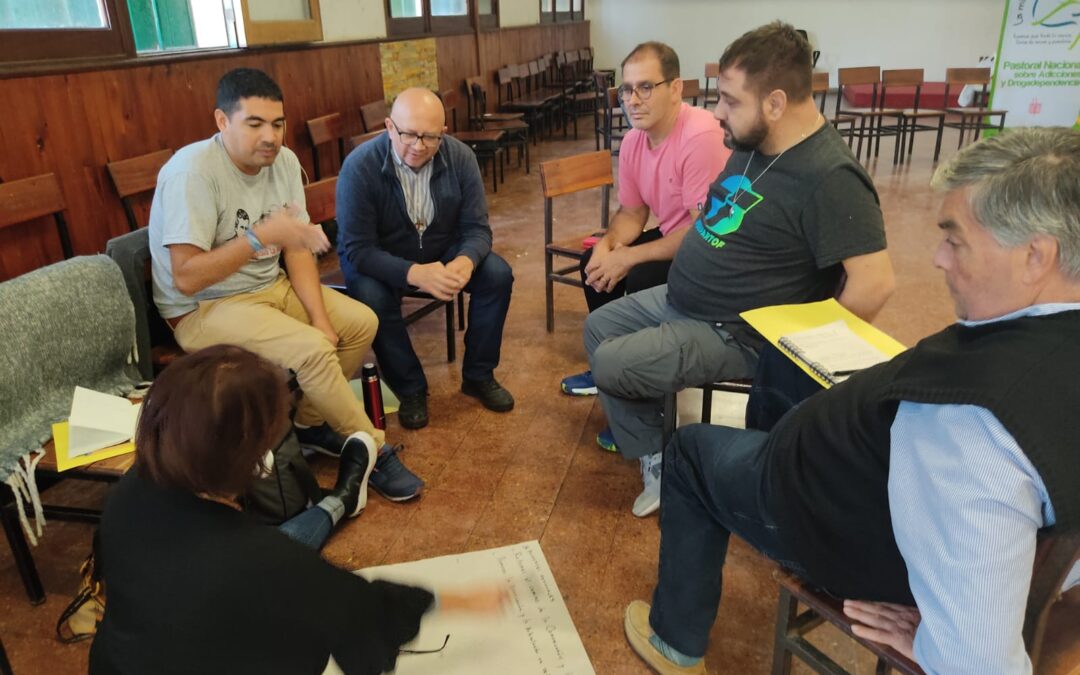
[990,0,1080,128]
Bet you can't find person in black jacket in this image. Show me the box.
[337,88,515,430]
[90,345,507,675]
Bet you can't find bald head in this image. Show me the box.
[386,88,447,169]
[391,88,445,127]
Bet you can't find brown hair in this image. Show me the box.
[718,21,812,101]
[621,41,680,81]
[135,345,290,497]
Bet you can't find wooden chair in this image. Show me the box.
[812,71,855,140]
[0,173,73,261]
[539,150,613,332]
[308,175,457,363]
[881,68,945,164]
[346,129,385,154]
[835,66,903,161]
[499,66,553,142]
[359,100,388,133]
[681,78,702,107]
[597,86,628,156]
[941,67,1007,150]
[466,80,530,174]
[591,71,617,150]
[772,531,1080,674]
[703,62,720,109]
[306,113,347,180]
[106,148,173,230]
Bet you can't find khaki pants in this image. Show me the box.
[173,274,384,447]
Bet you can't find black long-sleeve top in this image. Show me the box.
[89,471,434,675]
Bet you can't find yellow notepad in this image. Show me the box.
[740,299,907,388]
[52,421,135,472]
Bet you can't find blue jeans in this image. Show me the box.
[277,506,333,550]
[346,251,514,396]
[649,424,808,658]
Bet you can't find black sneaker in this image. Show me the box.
[328,433,378,517]
[398,392,429,430]
[461,377,515,412]
[369,444,424,502]
[295,423,347,458]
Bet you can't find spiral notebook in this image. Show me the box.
[777,320,890,385]
[740,299,907,388]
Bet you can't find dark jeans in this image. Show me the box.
[579,228,671,313]
[277,506,333,550]
[347,251,513,396]
[745,344,823,431]
[650,424,809,658]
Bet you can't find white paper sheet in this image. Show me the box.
[343,541,595,675]
[68,386,141,457]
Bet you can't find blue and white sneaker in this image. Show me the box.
[369,444,424,502]
[561,370,598,396]
[596,427,618,453]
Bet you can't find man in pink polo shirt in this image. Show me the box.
[561,41,731,411]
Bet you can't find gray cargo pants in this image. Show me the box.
[584,285,757,460]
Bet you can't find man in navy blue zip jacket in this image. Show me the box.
[337,88,514,429]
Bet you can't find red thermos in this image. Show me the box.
[361,363,386,430]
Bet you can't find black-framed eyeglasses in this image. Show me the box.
[389,118,443,147]
[617,79,672,102]
[399,630,449,652]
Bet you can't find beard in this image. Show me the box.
[721,116,769,152]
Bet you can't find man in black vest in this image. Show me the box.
[623,126,1080,675]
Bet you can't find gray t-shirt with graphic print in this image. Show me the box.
[666,123,886,351]
[148,134,309,319]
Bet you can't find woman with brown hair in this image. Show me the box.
[90,345,505,675]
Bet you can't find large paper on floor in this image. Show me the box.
[348,541,595,675]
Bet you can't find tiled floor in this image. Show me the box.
[2,123,1075,674]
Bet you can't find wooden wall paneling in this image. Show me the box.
[0,26,584,281]
[436,33,479,130]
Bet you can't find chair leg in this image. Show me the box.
[545,276,554,333]
[875,658,891,674]
[701,387,714,424]
[444,298,456,363]
[457,290,466,330]
[770,587,798,675]
[933,118,944,162]
[1,487,45,605]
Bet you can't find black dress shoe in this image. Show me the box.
[328,433,377,517]
[397,392,429,429]
[461,377,515,412]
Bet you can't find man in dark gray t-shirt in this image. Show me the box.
[585,23,895,520]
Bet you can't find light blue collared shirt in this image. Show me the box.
[889,303,1080,675]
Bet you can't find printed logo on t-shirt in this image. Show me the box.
[693,175,763,249]
[233,207,281,260]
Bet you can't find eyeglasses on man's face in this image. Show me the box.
[617,79,672,102]
[389,118,443,147]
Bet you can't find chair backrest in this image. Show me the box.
[1025,532,1080,668]
[306,112,346,180]
[439,88,460,131]
[540,149,613,199]
[837,66,882,113]
[811,71,830,114]
[464,75,486,124]
[106,148,173,231]
[703,62,721,105]
[0,173,73,259]
[882,68,926,111]
[346,130,385,153]
[359,100,388,133]
[704,62,720,78]
[681,78,702,105]
[303,176,337,225]
[943,67,992,109]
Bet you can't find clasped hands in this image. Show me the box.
[407,256,474,301]
[584,240,636,294]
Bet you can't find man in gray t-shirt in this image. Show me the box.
[149,68,423,514]
[584,24,895,519]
